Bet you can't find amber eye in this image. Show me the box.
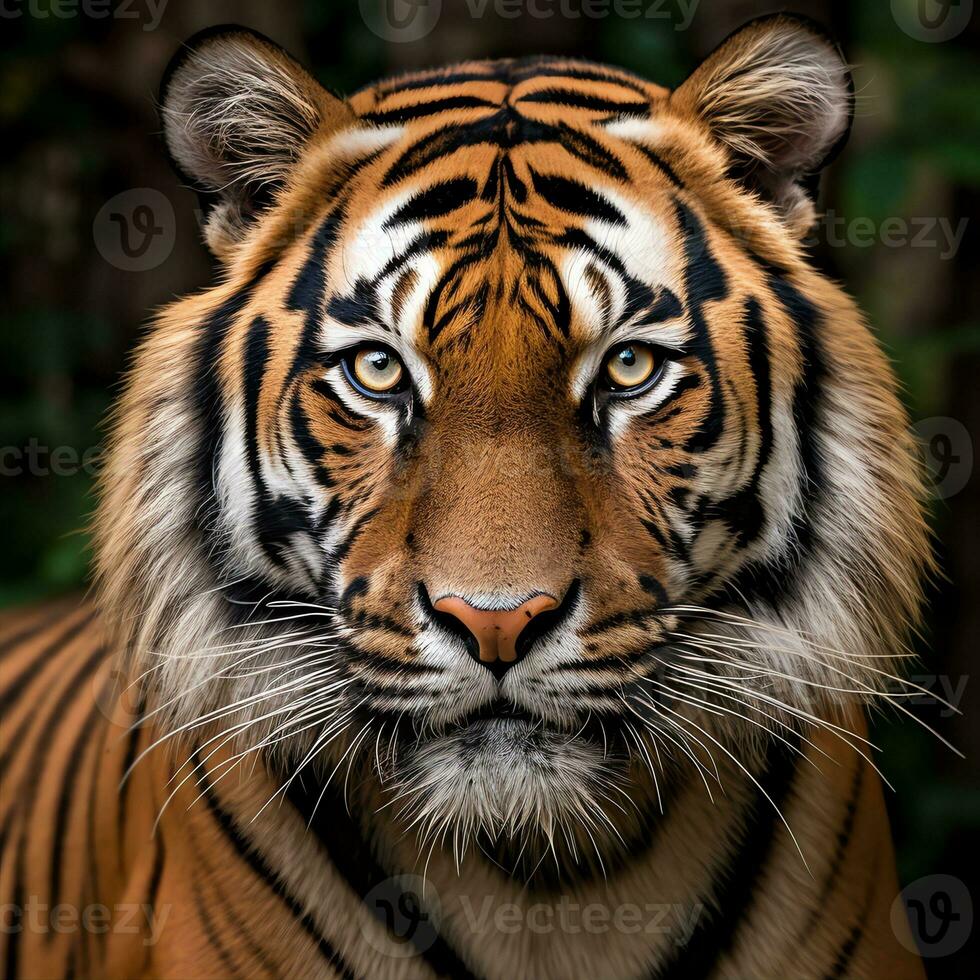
[342,346,406,397]
[601,342,660,394]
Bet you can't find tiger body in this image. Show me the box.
[1,18,930,979]
[1,601,921,978]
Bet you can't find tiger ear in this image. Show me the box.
[672,14,853,235]
[160,26,353,257]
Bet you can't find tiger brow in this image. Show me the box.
[583,264,684,340]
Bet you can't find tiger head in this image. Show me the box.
[96,16,929,865]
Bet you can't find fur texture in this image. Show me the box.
[1,15,931,979]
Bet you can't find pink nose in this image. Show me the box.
[433,594,559,665]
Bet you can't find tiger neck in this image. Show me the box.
[118,708,923,980]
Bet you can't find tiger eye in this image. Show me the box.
[352,348,403,394]
[604,343,657,390]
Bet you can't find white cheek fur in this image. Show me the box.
[322,364,402,447]
[602,359,692,442]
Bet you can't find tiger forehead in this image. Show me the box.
[320,66,683,357]
[326,169,682,361]
[348,56,665,122]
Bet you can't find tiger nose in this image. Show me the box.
[433,593,559,677]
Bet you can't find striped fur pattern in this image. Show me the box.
[2,16,930,978]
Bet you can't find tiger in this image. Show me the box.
[0,13,934,979]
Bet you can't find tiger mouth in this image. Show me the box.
[456,698,537,727]
[444,698,623,752]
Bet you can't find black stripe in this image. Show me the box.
[772,271,826,539]
[116,696,147,867]
[46,700,105,937]
[721,271,826,609]
[192,878,240,977]
[362,95,498,124]
[674,201,728,456]
[529,168,626,224]
[384,177,479,227]
[581,606,660,638]
[373,67,512,96]
[806,760,865,935]
[192,261,276,579]
[83,690,114,970]
[823,856,878,980]
[196,758,360,980]
[551,121,631,181]
[289,387,335,490]
[198,845,280,977]
[0,602,74,658]
[2,640,106,980]
[382,106,631,188]
[510,63,649,97]
[709,297,773,546]
[0,608,96,715]
[517,88,649,115]
[285,778,481,980]
[243,315,313,568]
[331,507,380,566]
[140,842,166,976]
[632,143,684,188]
[651,739,800,979]
[286,205,343,355]
[0,636,105,779]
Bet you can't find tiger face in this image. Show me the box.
[96,17,929,860]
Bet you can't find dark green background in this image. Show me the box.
[1,1,977,973]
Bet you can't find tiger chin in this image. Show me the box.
[2,13,934,980]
